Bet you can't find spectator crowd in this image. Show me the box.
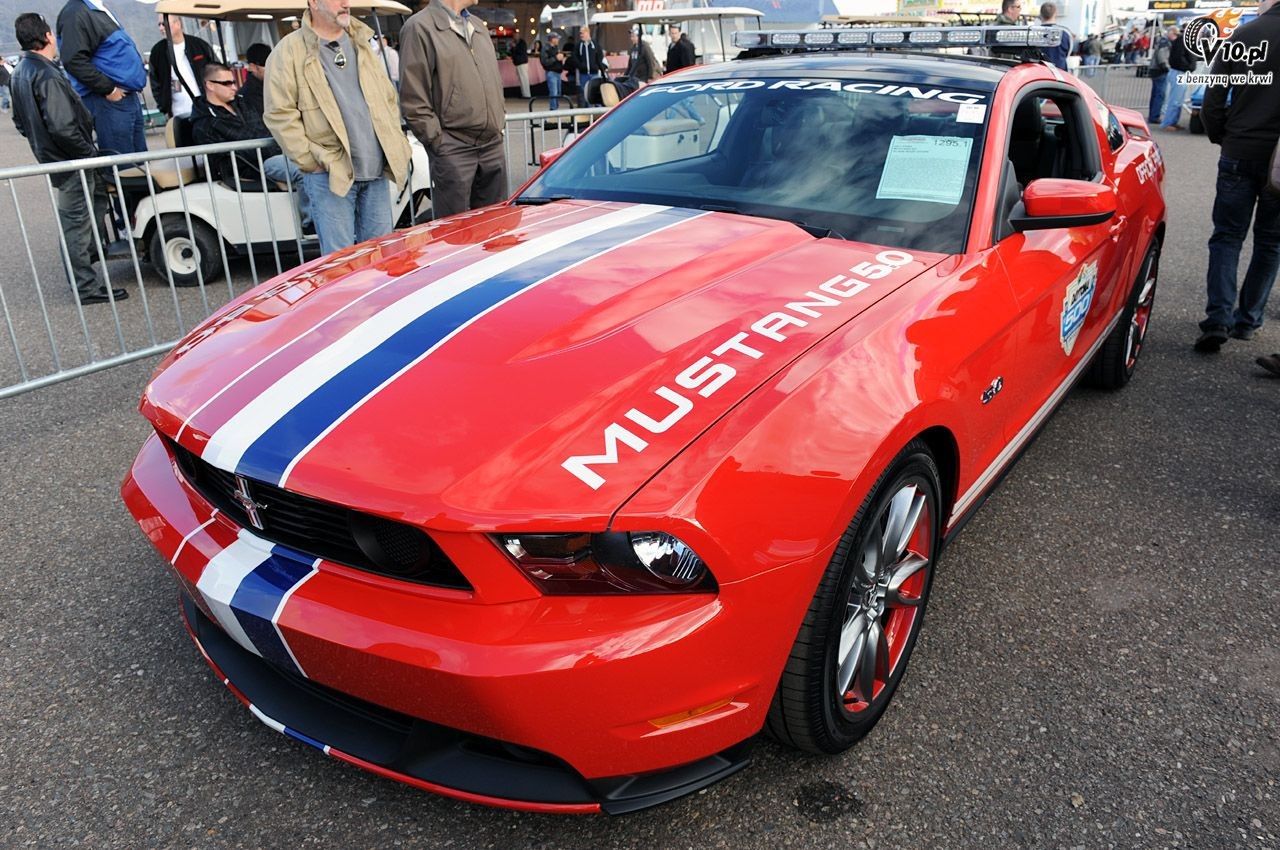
[6,0,1280,378]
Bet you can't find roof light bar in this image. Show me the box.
[733,25,1065,51]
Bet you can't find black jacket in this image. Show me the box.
[624,40,660,81]
[10,52,97,186]
[148,35,214,116]
[666,36,695,72]
[540,41,564,73]
[1167,34,1195,72]
[189,96,280,184]
[1202,4,1280,160]
[238,73,264,117]
[511,39,528,66]
[568,38,605,76]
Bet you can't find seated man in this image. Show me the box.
[189,62,308,221]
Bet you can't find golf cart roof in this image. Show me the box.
[590,7,764,26]
[154,0,410,21]
[820,14,952,25]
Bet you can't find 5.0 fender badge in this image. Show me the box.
[982,376,1004,405]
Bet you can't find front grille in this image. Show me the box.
[168,438,471,590]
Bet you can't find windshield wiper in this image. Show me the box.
[699,204,840,240]
[513,195,573,206]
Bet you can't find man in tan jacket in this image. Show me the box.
[264,0,410,253]
[399,0,507,219]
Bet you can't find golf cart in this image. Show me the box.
[589,6,764,69]
[122,0,432,287]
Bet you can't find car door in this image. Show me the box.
[992,87,1127,436]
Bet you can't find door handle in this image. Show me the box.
[1109,215,1128,239]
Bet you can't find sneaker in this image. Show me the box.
[1194,325,1229,353]
[79,288,129,305]
[1229,325,1256,341]
[1258,353,1280,377]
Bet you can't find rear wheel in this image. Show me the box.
[151,218,221,288]
[767,440,940,753]
[1086,239,1160,390]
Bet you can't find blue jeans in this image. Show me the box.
[83,91,147,155]
[1202,156,1280,333]
[1083,55,1099,77]
[546,70,562,110]
[301,173,392,255]
[1147,72,1167,124]
[261,154,310,227]
[1161,74,1188,127]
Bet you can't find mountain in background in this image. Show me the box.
[1,0,166,59]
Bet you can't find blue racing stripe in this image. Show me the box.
[229,545,314,673]
[283,726,327,751]
[234,207,699,485]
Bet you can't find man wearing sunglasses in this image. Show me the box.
[264,0,409,254]
[190,62,309,224]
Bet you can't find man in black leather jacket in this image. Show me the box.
[190,63,308,221]
[10,12,126,305]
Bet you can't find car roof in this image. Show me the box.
[681,51,1014,93]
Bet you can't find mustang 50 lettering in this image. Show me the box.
[563,250,915,489]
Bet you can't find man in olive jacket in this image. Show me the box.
[400,0,507,219]
[263,0,410,254]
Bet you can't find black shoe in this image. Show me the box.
[100,239,132,259]
[1229,325,1256,341]
[79,288,129,305]
[1194,326,1229,353]
[1258,353,1280,377]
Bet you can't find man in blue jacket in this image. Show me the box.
[56,0,148,155]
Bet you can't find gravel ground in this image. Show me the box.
[1,98,1277,849]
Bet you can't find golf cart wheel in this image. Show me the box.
[151,218,221,288]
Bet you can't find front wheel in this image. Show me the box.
[766,440,941,754]
[150,218,222,288]
[1086,239,1160,390]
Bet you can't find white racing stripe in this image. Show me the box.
[194,531,275,658]
[202,204,670,473]
[175,202,603,442]
[278,207,710,485]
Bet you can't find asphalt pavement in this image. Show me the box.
[1,110,1277,849]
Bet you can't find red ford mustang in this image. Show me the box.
[123,33,1166,814]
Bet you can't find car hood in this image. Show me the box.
[144,201,943,528]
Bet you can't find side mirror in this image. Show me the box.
[1010,179,1117,232]
[539,146,566,168]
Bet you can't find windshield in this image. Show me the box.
[519,77,990,254]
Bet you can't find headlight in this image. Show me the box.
[495,532,716,594]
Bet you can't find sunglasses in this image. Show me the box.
[209,79,237,86]
[325,40,347,68]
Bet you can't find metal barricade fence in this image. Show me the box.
[1072,63,1156,114]
[0,107,606,400]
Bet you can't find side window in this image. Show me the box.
[1005,90,1101,188]
[1103,107,1126,152]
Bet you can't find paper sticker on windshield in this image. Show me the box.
[876,136,972,205]
[957,103,986,124]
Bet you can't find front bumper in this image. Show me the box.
[180,593,753,814]
[124,433,816,810]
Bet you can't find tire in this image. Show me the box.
[1086,239,1160,390]
[150,218,222,288]
[766,439,941,754]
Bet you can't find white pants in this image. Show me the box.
[515,62,531,99]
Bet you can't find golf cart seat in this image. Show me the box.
[116,117,201,188]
